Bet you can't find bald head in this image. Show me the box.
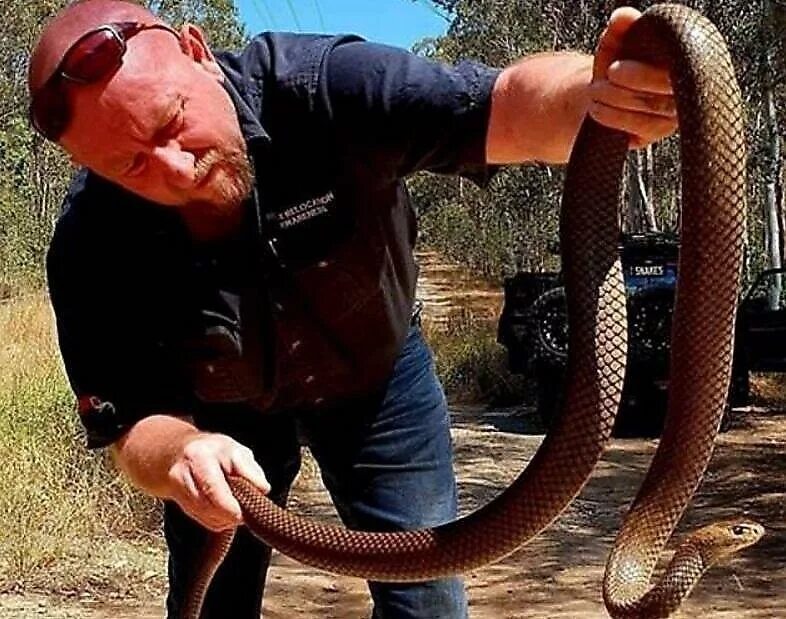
[29,1,162,97]
[28,1,253,240]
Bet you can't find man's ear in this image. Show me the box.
[178,24,223,79]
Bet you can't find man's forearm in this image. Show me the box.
[111,414,200,498]
[486,52,593,166]
[111,414,271,532]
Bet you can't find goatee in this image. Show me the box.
[185,148,255,242]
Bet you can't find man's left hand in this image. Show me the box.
[589,7,677,149]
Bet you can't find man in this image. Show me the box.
[29,1,676,617]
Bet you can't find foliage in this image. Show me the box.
[146,0,247,50]
[424,311,531,405]
[0,1,72,295]
[412,0,785,283]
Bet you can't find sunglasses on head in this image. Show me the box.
[30,21,179,142]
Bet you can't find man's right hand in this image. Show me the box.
[112,415,271,532]
[167,432,271,531]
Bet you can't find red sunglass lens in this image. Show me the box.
[32,86,70,140]
[62,29,124,82]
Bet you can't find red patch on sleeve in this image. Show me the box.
[77,395,101,417]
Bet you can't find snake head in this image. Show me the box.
[727,520,765,547]
[690,519,765,566]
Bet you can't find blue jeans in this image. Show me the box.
[164,324,468,618]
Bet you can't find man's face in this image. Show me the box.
[61,27,253,219]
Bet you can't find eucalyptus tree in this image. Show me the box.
[146,0,246,49]
[0,0,70,294]
[412,0,784,285]
[411,0,624,277]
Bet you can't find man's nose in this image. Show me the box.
[152,143,196,189]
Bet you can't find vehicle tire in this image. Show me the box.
[526,287,569,367]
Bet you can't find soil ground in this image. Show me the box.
[2,252,784,618]
[2,395,784,618]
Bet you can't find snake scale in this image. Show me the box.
[183,5,763,618]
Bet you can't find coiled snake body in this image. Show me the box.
[184,5,762,618]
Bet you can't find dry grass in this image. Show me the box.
[0,295,162,595]
[0,294,527,597]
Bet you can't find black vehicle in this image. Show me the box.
[497,232,755,435]
[736,267,786,375]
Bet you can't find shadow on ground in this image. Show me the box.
[443,396,786,618]
[2,389,783,618]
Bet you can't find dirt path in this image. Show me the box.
[260,400,786,619]
[414,250,503,327]
[4,397,784,618]
[3,253,784,618]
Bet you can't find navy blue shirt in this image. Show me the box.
[47,33,500,448]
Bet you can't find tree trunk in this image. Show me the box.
[764,57,782,309]
[642,146,658,232]
[625,149,658,233]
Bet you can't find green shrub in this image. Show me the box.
[424,312,530,406]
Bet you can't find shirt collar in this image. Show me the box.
[217,58,270,148]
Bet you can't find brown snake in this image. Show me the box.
[183,5,763,618]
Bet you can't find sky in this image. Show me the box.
[236,0,450,50]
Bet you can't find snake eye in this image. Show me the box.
[731,525,748,536]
